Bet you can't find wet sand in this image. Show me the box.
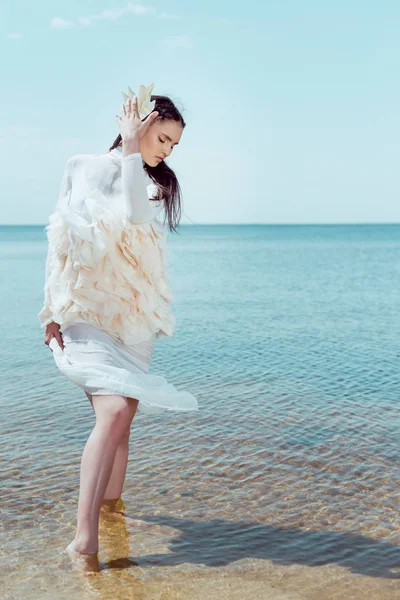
[2,502,399,600]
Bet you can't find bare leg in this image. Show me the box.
[103,427,130,500]
[84,391,131,503]
[68,393,139,555]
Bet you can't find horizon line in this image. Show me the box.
[1,222,400,227]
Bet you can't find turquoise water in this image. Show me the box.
[1,223,400,599]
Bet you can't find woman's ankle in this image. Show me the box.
[72,536,98,555]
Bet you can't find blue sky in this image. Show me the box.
[1,0,400,224]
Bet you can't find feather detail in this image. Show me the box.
[38,198,175,344]
[121,82,156,120]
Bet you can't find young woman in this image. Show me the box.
[38,86,198,565]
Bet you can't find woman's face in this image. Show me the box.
[139,118,183,167]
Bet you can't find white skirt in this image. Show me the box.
[48,320,198,415]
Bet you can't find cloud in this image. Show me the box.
[160,34,194,49]
[7,32,24,39]
[78,2,155,26]
[49,3,181,29]
[50,18,73,29]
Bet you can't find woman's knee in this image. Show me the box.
[93,395,137,436]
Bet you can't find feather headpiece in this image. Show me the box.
[121,83,156,119]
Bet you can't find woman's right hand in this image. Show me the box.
[44,321,64,351]
[116,95,158,142]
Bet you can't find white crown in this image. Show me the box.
[121,83,156,119]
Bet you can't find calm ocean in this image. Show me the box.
[1,223,399,599]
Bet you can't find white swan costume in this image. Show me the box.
[38,146,198,415]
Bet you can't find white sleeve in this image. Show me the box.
[37,244,56,327]
[38,156,75,328]
[121,152,164,224]
[56,155,75,211]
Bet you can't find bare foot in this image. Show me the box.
[99,498,150,528]
[124,517,151,528]
[66,541,100,574]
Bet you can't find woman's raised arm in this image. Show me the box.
[121,151,162,223]
[117,94,161,224]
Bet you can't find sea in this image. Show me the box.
[0,223,399,600]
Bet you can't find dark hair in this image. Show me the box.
[108,94,186,233]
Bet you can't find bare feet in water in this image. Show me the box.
[100,499,150,528]
[66,541,100,574]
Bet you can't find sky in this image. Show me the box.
[1,0,400,225]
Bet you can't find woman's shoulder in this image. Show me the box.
[68,152,119,177]
[68,149,116,163]
[68,152,98,167]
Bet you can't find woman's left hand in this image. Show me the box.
[116,95,159,142]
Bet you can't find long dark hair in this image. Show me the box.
[109,94,186,233]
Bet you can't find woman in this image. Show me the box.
[38,84,198,563]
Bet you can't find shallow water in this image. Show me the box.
[1,223,400,599]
